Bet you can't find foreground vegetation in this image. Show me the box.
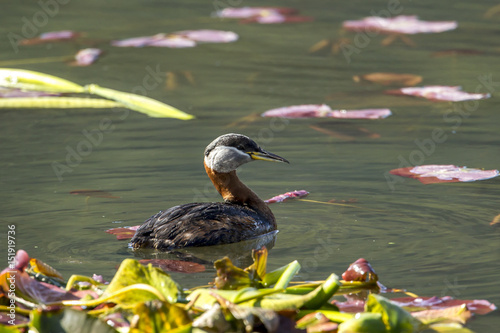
[0,247,495,332]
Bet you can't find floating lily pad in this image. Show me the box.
[112,30,238,48]
[391,296,497,315]
[265,190,309,203]
[19,30,81,45]
[0,248,496,332]
[262,104,391,119]
[105,226,139,240]
[389,165,499,184]
[173,29,238,43]
[386,86,490,102]
[343,15,457,34]
[215,7,312,24]
[104,259,180,305]
[72,48,103,66]
[111,34,191,48]
[215,7,298,18]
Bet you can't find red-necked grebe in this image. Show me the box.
[130,133,289,250]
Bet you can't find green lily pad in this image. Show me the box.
[337,312,387,333]
[104,259,180,306]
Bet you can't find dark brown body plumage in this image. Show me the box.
[130,201,276,250]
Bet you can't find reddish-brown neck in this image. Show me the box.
[204,161,275,222]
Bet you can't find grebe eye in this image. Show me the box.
[237,145,245,151]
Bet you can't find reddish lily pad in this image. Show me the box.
[106,225,140,240]
[215,7,298,19]
[19,30,81,45]
[262,104,391,119]
[139,259,205,273]
[71,48,103,66]
[148,35,197,48]
[389,165,499,184]
[111,30,238,48]
[173,30,238,43]
[343,15,457,34]
[215,7,312,24]
[265,190,309,204]
[1,249,29,275]
[341,258,378,283]
[391,296,497,315]
[333,298,366,313]
[112,34,196,48]
[0,250,88,304]
[386,86,490,102]
[242,13,313,24]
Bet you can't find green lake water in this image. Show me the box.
[1,0,499,331]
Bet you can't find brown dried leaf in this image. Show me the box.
[341,258,378,283]
[309,39,331,53]
[484,4,500,19]
[29,258,64,281]
[166,72,178,91]
[354,72,422,86]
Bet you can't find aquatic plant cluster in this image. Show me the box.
[0,248,496,332]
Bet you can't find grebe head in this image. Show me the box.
[204,133,289,173]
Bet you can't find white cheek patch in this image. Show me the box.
[204,146,251,173]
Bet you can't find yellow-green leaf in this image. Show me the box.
[0,68,84,93]
[0,97,122,109]
[103,259,180,306]
[130,300,191,333]
[85,84,195,119]
[366,294,423,333]
[338,313,387,333]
